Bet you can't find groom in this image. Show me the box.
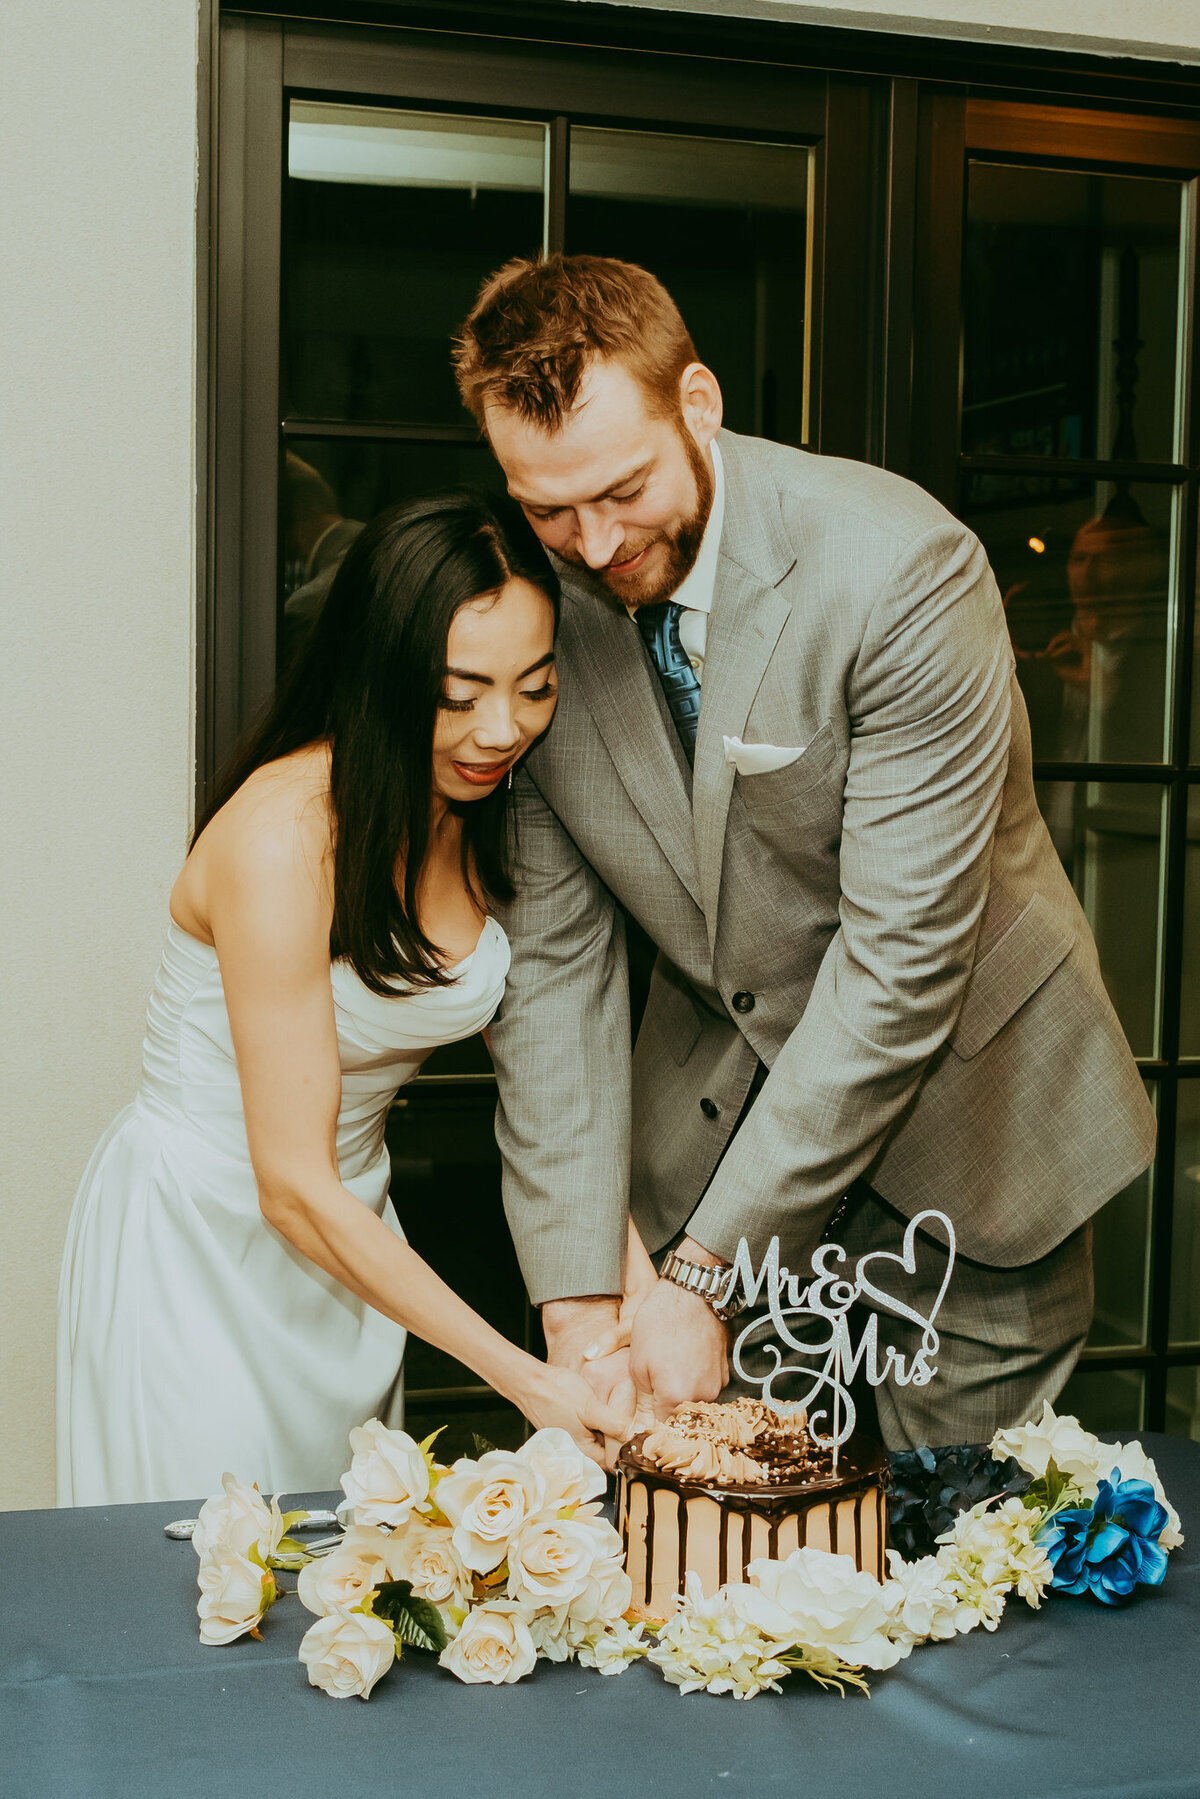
[454,254,1155,1450]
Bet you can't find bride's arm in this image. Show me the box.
[204,798,628,1462]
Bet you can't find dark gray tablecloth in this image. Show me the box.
[2,1434,1197,1799]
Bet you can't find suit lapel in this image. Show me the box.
[559,581,703,907]
[693,434,798,952]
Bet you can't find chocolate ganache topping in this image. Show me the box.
[636,1398,828,1487]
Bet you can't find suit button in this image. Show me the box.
[700,1097,720,1119]
[732,991,755,1014]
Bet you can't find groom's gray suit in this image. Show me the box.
[489,430,1155,1438]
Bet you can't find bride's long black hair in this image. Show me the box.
[193,489,560,995]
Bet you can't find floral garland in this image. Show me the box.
[191,1403,1183,1701]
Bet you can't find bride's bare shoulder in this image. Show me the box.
[180,746,334,935]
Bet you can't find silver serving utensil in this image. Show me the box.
[163,1507,341,1541]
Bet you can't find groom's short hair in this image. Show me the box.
[454,253,697,432]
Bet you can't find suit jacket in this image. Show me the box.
[488,430,1156,1305]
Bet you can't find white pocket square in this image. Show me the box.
[722,734,806,775]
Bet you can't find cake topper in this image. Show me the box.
[723,1209,957,1470]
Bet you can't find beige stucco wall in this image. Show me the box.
[0,0,199,1508]
[580,0,1200,61]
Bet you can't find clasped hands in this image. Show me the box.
[542,1231,731,1470]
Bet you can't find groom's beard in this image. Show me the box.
[567,428,716,610]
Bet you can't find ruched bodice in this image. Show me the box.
[57,915,510,1506]
[138,917,508,1178]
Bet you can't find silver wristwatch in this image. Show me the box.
[660,1251,748,1323]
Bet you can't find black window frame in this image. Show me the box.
[203,0,1200,1435]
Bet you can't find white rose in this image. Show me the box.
[438,1601,537,1685]
[297,1526,391,1618]
[435,1451,547,1574]
[505,1515,615,1609]
[1099,1440,1185,1549]
[299,1610,396,1699]
[339,1419,431,1528]
[192,1472,284,1563]
[991,1401,1107,1485]
[196,1543,276,1646]
[745,1549,904,1671]
[515,1428,607,1513]
[566,1553,633,1628]
[385,1515,472,1609]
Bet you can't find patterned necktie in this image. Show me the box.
[635,601,701,766]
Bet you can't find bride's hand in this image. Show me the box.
[523,1364,634,1470]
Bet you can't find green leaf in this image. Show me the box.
[278,1509,309,1534]
[1023,1458,1080,1516]
[472,1434,501,1458]
[367,1580,448,1654]
[419,1426,447,1457]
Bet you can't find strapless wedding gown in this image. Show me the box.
[56,916,509,1506]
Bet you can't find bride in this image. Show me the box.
[57,490,630,1506]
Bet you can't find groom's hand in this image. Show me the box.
[542,1296,634,1468]
[629,1239,730,1422]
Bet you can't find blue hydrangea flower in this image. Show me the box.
[1038,1470,1169,1606]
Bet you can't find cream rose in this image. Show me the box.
[385,1515,472,1610]
[566,1553,633,1628]
[505,1515,616,1610]
[299,1610,396,1699]
[192,1473,284,1563]
[515,1428,607,1512]
[438,1601,537,1686]
[339,1419,431,1528]
[435,1451,547,1574]
[743,1549,904,1671]
[991,1401,1109,1486]
[196,1543,277,1646]
[296,1526,391,1618]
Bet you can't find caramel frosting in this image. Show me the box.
[637,1398,812,1487]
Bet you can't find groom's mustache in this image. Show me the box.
[559,532,663,581]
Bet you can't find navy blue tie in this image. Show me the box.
[635,601,701,766]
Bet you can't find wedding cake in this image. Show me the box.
[616,1399,888,1621]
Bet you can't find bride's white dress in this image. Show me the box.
[56,915,509,1506]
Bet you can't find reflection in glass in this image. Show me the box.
[1171,1081,1200,1347]
[568,128,811,444]
[963,478,1177,764]
[963,163,1183,463]
[1034,780,1165,1056]
[1089,1113,1154,1350]
[1166,1365,1200,1440]
[1182,792,1200,1058]
[285,104,547,424]
[386,1094,527,1458]
[1057,1365,1144,1435]
[280,439,502,669]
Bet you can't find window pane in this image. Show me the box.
[1171,1081,1200,1346]
[1089,1097,1155,1350]
[962,476,1178,764]
[285,104,547,424]
[1034,780,1166,1056]
[567,127,811,444]
[281,439,502,669]
[963,163,1183,462]
[1166,1364,1200,1440]
[1181,791,1200,1057]
[387,1092,526,1451]
[1057,1364,1144,1435]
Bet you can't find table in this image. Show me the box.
[2,1435,1197,1799]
